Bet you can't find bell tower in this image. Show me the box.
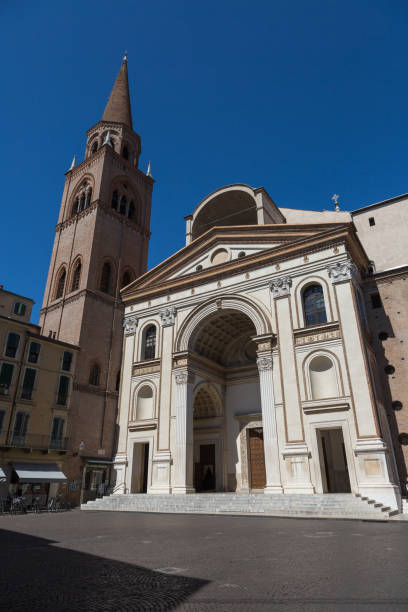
[40,55,154,502]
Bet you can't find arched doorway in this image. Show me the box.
[187,308,262,492]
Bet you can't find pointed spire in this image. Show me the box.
[146,161,152,177]
[69,155,76,171]
[102,53,133,129]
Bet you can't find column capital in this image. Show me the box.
[159,306,176,327]
[270,275,292,298]
[174,369,195,385]
[253,333,276,353]
[123,313,138,335]
[327,259,358,284]
[256,355,273,372]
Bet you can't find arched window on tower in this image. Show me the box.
[55,268,66,299]
[72,197,80,216]
[302,284,327,326]
[121,270,131,288]
[128,201,135,220]
[100,262,112,294]
[142,325,157,360]
[91,141,98,154]
[122,146,129,160]
[120,196,127,216]
[111,190,119,211]
[89,363,101,386]
[71,261,82,292]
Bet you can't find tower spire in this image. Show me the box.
[102,53,133,129]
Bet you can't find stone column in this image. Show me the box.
[328,259,401,510]
[173,369,195,494]
[112,313,137,494]
[256,350,283,493]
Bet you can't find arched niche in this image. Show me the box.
[134,384,154,420]
[309,355,339,400]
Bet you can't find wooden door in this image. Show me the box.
[249,428,266,489]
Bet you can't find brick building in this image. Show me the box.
[39,55,153,504]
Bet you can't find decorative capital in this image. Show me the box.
[256,355,273,372]
[270,275,292,298]
[175,371,189,385]
[159,306,176,327]
[327,260,357,284]
[123,314,138,336]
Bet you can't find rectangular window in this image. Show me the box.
[50,417,65,449]
[12,411,30,445]
[13,302,26,316]
[62,351,73,372]
[370,293,382,309]
[28,341,41,364]
[21,368,36,400]
[0,362,14,391]
[0,410,5,433]
[369,217,375,227]
[57,375,70,405]
[5,332,20,358]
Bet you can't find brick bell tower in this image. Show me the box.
[40,54,153,503]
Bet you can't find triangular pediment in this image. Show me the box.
[122,222,360,302]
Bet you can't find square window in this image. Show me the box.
[369,217,375,227]
[13,302,26,316]
[370,293,382,309]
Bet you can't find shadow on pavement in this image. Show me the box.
[0,528,208,611]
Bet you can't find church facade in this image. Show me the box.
[114,184,401,510]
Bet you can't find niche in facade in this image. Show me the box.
[135,385,154,420]
[309,356,338,400]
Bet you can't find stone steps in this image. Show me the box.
[81,493,399,520]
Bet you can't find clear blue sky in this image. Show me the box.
[1,0,407,322]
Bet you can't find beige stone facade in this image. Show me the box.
[114,184,401,510]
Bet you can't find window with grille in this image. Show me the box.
[50,417,65,449]
[62,351,73,372]
[28,342,41,364]
[13,411,30,445]
[71,261,81,292]
[21,368,36,400]
[303,285,327,326]
[57,375,70,405]
[5,332,20,358]
[143,326,156,360]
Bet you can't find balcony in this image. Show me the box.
[3,433,70,452]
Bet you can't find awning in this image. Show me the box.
[0,467,6,483]
[85,458,113,466]
[13,462,67,483]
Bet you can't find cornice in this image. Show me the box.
[122,223,352,298]
[123,225,368,304]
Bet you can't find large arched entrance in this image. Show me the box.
[188,309,263,492]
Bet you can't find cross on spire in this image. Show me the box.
[332,193,340,212]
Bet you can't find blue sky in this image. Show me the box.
[1,0,407,321]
